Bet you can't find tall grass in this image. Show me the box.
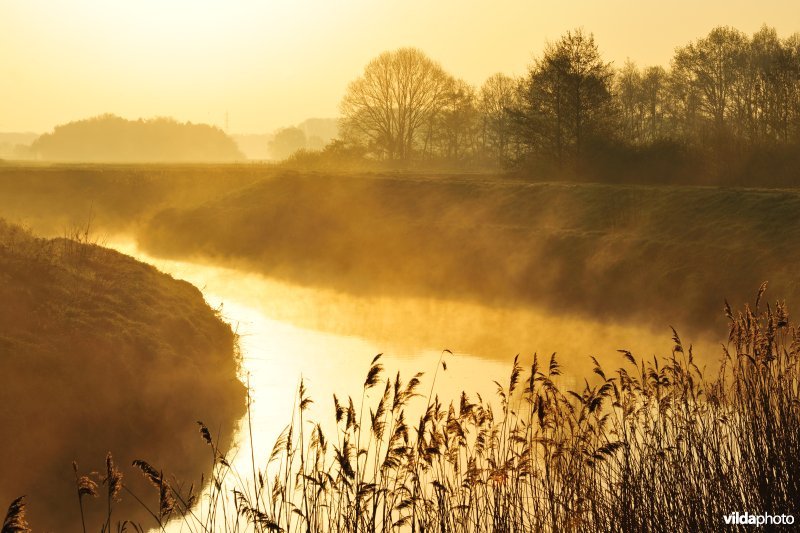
[5,288,799,531]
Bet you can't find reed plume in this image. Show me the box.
[1,496,30,533]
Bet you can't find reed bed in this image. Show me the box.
[4,286,799,532]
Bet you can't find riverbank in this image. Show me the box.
[137,170,800,337]
[0,220,246,530]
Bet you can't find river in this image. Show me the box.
[107,238,719,530]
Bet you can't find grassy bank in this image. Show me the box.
[0,162,267,236]
[0,220,246,531]
[5,163,799,337]
[138,170,800,336]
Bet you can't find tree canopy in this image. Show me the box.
[340,47,453,160]
[331,26,800,184]
[517,29,615,165]
[31,114,243,162]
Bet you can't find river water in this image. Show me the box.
[107,239,717,530]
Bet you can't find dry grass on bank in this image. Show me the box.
[7,285,797,532]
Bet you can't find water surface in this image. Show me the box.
[107,238,720,529]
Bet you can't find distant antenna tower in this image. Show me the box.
[225,111,229,133]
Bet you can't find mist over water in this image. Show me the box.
[110,236,723,430]
[111,236,722,373]
[136,172,794,342]
[103,237,724,532]
[0,166,781,530]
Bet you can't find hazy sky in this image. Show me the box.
[1,1,798,134]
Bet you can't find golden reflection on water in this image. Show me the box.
[107,238,722,530]
[108,240,512,480]
[111,239,721,363]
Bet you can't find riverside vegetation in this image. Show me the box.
[0,220,246,531]
[2,165,799,530]
[4,285,798,532]
[12,163,800,338]
[138,171,800,338]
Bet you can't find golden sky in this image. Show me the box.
[1,0,797,134]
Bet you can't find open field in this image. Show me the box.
[0,163,266,235]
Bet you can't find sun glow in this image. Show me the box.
[1,0,798,133]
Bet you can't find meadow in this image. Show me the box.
[2,163,799,531]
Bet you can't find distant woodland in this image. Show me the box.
[30,114,243,162]
[4,25,799,184]
[312,26,800,185]
[0,133,38,160]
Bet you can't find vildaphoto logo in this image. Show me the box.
[723,512,795,526]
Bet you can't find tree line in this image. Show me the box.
[30,114,243,163]
[336,26,800,184]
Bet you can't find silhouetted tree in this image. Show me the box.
[515,29,615,166]
[478,73,520,164]
[340,48,453,160]
[331,26,800,180]
[616,62,671,144]
[425,78,480,161]
[671,27,749,139]
[785,33,800,142]
[640,66,670,142]
[735,26,800,144]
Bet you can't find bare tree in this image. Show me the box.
[340,48,453,161]
[616,61,645,143]
[426,78,480,161]
[738,26,800,144]
[641,66,669,142]
[786,33,800,142]
[672,26,749,136]
[615,62,670,144]
[478,73,520,164]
